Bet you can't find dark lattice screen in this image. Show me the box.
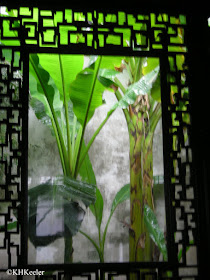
[0,3,207,280]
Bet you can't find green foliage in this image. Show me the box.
[110,65,160,112]
[37,54,84,101]
[69,57,102,128]
[98,68,119,88]
[89,188,104,231]
[144,204,167,261]
[102,183,130,251]
[110,183,130,213]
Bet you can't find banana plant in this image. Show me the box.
[76,58,168,263]
[28,53,135,264]
[94,13,187,263]
[96,57,163,261]
[0,9,114,262]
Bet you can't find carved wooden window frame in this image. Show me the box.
[0,3,205,280]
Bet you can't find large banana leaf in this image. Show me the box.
[37,54,84,103]
[28,176,96,247]
[30,97,80,148]
[29,176,96,208]
[69,56,123,128]
[109,65,160,113]
[29,54,59,119]
[69,57,103,127]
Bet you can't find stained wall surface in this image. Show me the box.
[27,88,164,264]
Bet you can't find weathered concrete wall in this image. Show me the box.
[27,89,165,264]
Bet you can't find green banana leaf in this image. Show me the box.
[37,53,84,103]
[144,204,168,261]
[28,175,96,247]
[98,68,120,88]
[29,53,59,119]
[30,97,80,147]
[110,65,160,112]
[69,57,103,127]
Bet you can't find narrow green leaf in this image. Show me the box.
[79,230,103,262]
[78,141,97,185]
[89,188,104,230]
[74,57,103,177]
[111,183,130,213]
[102,184,130,255]
[72,125,83,175]
[77,112,112,174]
[144,204,168,261]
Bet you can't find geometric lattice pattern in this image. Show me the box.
[0,8,186,52]
[0,48,23,270]
[0,5,201,280]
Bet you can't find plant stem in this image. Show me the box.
[75,56,102,176]
[29,56,69,175]
[51,118,66,174]
[129,107,154,262]
[101,212,113,257]
[58,54,72,175]
[114,77,126,94]
[70,115,77,171]
[134,57,144,82]
[79,230,104,262]
[64,234,73,263]
[114,89,131,126]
